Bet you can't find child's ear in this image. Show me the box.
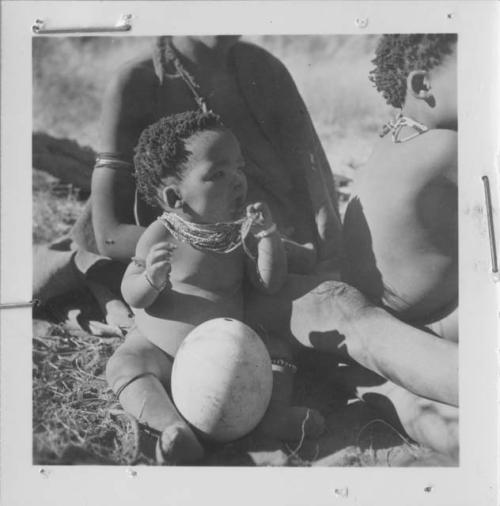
[407,70,432,100]
[160,185,183,210]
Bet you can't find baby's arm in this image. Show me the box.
[121,223,176,309]
[246,203,287,294]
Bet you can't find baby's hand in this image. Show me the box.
[247,202,275,236]
[146,242,176,289]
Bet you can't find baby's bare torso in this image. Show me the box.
[342,130,458,323]
[135,221,245,355]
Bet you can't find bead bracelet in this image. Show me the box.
[144,271,169,292]
[271,358,298,374]
[254,223,278,240]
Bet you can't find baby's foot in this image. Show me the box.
[156,422,204,465]
[257,406,325,441]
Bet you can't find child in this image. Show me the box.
[106,111,324,464]
[343,34,458,343]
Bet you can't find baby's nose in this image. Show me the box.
[233,170,246,190]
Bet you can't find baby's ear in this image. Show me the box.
[159,184,183,210]
[407,70,432,100]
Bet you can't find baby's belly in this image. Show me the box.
[134,287,244,356]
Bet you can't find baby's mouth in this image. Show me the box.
[232,195,246,220]
[232,194,246,215]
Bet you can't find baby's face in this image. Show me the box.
[177,128,247,223]
[428,45,457,129]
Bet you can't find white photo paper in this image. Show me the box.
[1,1,499,505]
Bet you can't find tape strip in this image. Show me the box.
[32,15,132,34]
[0,299,38,309]
[482,176,498,276]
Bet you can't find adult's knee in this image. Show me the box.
[290,279,371,355]
[313,280,372,320]
[310,279,349,298]
[407,398,459,460]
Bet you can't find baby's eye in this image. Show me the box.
[210,170,224,180]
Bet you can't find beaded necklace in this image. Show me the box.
[155,38,210,114]
[158,211,256,256]
[381,112,429,143]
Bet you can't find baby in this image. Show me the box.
[343,34,458,342]
[106,111,324,464]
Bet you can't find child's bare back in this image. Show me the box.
[343,33,458,333]
[343,128,457,325]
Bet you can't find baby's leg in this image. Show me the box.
[106,328,203,464]
[256,334,325,440]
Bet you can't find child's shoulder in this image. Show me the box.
[136,219,172,256]
[375,127,456,156]
[416,128,457,165]
[410,129,457,183]
[371,128,457,182]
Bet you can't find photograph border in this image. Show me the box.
[2,2,499,505]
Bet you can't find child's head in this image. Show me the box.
[370,34,457,127]
[135,110,247,223]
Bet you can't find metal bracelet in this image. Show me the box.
[254,223,278,240]
[144,272,168,292]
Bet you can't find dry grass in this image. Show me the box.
[33,319,129,464]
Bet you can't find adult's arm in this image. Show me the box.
[92,59,158,261]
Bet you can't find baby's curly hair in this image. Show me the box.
[369,34,457,109]
[134,110,223,206]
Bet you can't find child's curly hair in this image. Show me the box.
[369,34,457,109]
[134,110,223,206]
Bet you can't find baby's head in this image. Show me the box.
[370,34,457,128]
[135,110,247,223]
